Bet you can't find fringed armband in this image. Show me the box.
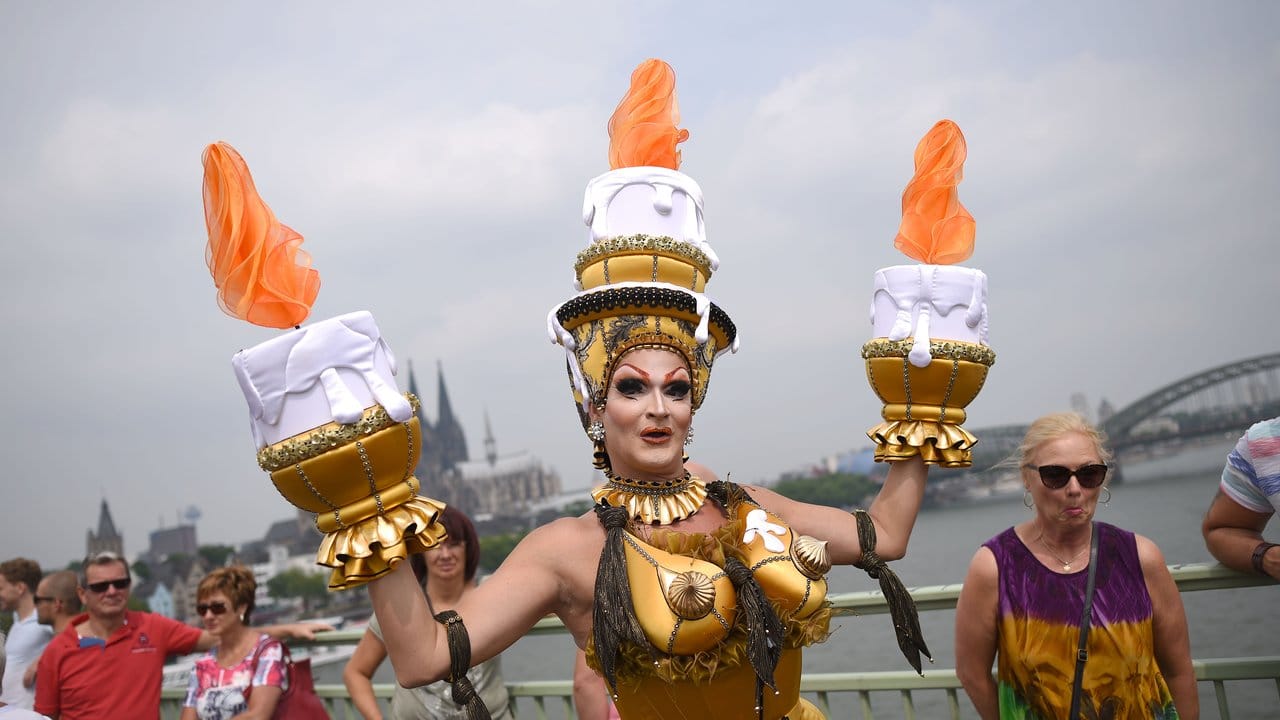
[433,610,492,720]
[851,509,932,674]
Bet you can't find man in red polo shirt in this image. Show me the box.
[34,552,326,720]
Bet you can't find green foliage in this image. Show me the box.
[0,612,10,635]
[132,560,152,583]
[266,568,329,612]
[126,596,151,612]
[559,500,594,518]
[771,472,877,509]
[197,544,236,568]
[478,531,527,574]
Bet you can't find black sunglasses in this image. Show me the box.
[34,595,55,604]
[1026,463,1108,489]
[84,577,131,593]
[196,601,229,616]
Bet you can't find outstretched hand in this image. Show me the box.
[284,621,336,640]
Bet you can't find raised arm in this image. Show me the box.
[1202,490,1278,579]
[1139,535,1199,720]
[746,454,928,564]
[371,516,593,688]
[954,547,1000,720]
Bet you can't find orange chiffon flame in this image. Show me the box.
[608,58,690,170]
[202,142,320,329]
[894,120,976,265]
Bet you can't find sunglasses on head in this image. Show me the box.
[84,578,131,593]
[1026,463,1108,489]
[196,601,229,616]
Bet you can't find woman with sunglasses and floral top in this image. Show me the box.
[954,412,1197,720]
[181,566,285,720]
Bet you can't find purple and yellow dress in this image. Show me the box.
[984,522,1179,720]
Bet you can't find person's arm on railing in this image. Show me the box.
[954,547,1000,720]
[1142,536,1199,720]
[1203,490,1279,580]
[342,628,388,720]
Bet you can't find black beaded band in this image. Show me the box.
[1251,541,1278,575]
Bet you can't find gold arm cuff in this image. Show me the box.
[867,420,978,468]
[316,495,449,590]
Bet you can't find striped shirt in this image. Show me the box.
[1221,417,1280,515]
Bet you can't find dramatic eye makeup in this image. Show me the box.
[614,377,646,396]
[663,380,691,400]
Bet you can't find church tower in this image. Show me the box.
[483,410,497,466]
[435,362,470,472]
[86,498,124,557]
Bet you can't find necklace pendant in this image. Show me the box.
[1063,563,1071,571]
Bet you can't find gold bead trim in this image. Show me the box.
[574,234,714,279]
[592,472,708,525]
[256,393,421,471]
[861,338,996,367]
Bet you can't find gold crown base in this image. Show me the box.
[261,414,450,590]
[862,342,994,469]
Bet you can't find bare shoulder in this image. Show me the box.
[515,514,605,561]
[1133,532,1170,574]
[965,545,999,584]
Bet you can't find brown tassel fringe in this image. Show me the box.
[706,479,782,719]
[592,438,611,471]
[433,610,493,720]
[851,509,932,674]
[592,503,651,692]
[705,479,753,510]
[723,556,784,690]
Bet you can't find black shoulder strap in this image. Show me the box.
[1068,522,1101,719]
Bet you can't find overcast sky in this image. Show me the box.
[2,2,1276,570]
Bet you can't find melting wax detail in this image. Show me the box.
[233,312,413,449]
[582,167,717,270]
[870,265,989,367]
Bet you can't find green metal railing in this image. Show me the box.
[160,562,1276,719]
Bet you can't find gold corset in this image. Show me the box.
[590,501,832,719]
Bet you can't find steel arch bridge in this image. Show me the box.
[965,351,1280,464]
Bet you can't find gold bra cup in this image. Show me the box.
[623,533,736,655]
[736,508,830,619]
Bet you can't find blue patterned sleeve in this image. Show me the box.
[182,657,202,707]
[251,636,288,689]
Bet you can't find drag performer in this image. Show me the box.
[360,60,933,720]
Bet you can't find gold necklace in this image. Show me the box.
[1036,532,1089,571]
[591,470,706,525]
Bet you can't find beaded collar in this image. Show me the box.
[591,470,708,525]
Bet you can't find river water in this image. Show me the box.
[321,437,1278,719]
